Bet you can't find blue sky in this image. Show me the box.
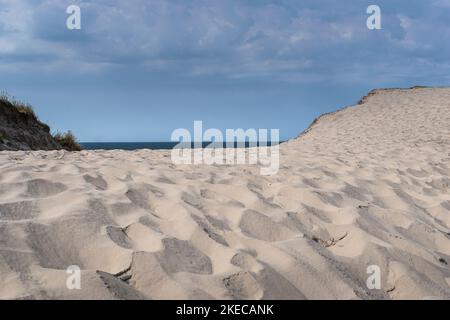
[1,0,450,142]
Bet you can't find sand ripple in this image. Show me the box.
[1,87,450,299]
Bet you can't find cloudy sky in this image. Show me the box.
[1,0,449,142]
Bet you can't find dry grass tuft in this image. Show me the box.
[53,131,82,151]
[0,91,37,118]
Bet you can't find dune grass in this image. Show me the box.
[1,91,81,151]
[53,131,82,151]
[0,91,37,119]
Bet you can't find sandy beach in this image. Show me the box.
[1,87,450,300]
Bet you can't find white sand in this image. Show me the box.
[1,87,450,299]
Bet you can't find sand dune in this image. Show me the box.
[1,87,450,299]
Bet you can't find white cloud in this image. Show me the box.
[0,0,449,85]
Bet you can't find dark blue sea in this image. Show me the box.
[81,142,280,151]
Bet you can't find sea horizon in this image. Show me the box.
[81,141,282,150]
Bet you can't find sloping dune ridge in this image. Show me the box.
[1,87,450,299]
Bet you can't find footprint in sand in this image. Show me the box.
[106,226,133,249]
[156,238,213,275]
[239,209,296,242]
[223,271,262,299]
[26,222,83,269]
[230,251,259,270]
[126,188,153,211]
[205,215,231,232]
[96,270,146,299]
[24,179,66,198]
[191,214,229,247]
[0,201,38,220]
[83,174,108,190]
